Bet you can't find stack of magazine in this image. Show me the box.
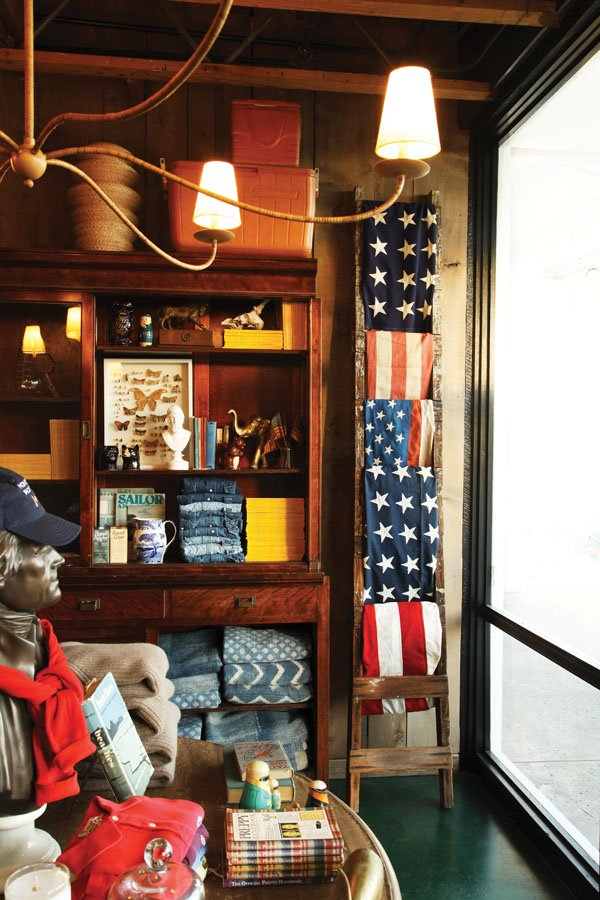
[223,808,344,887]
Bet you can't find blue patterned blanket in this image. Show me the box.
[223,660,311,686]
[178,714,204,740]
[223,682,313,704]
[223,626,312,663]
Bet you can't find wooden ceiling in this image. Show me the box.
[0,1,561,110]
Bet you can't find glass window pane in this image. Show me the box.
[492,49,600,664]
[489,627,600,866]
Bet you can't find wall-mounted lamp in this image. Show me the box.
[65,306,81,342]
[0,1,441,273]
[18,324,57,396]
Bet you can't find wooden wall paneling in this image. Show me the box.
[314,90,378,761]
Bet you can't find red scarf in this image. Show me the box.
[0,619,95,804]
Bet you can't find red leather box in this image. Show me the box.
[168,161,317,259]
[231,99,301,166]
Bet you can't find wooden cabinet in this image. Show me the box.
[0,250,330,780]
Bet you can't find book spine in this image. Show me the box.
[83,703,135,801]
[206,420,217,469]
[193,417,199,469]
[223,875,336,888]
[200,416,207,469]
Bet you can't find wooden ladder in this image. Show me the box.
[346,189,453,812]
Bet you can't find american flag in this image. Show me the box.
[363,465,439,604]
[361,601,442,714]
[366,331,433,399]
[362,201,438,333]
[365,399,434,467]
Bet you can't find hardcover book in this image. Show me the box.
[82,672,153,801]
[233,740,292,780]
[225,808,343,849]
[223,749,295,804]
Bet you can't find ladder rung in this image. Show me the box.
[349,746,452,774]
[352,674,449,699]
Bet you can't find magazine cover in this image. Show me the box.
[228,809,338,845]
[233,740,292,780]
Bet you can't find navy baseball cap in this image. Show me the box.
[0,467,81,546]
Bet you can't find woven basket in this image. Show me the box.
[68,144,142,251]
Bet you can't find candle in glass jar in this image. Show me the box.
[4,863,71,900]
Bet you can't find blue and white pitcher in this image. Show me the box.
[132,518,177,564]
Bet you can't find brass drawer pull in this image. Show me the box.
[77,597,101,612]
[234,595,256,608]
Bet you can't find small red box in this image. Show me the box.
[231,100,301,166]
[168,161,317,259]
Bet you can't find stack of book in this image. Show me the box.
[223,807,344,887]
[245,497,305,562]
[223,329,284,350]
[191,417,217,469]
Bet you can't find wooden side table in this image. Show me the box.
[41,739,401,900]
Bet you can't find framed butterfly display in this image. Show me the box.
[103,358,193,469]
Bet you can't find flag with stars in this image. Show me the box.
[365,399,434,467]
[363,464,439,604]
[366,331,433,399]
[362,200,438,333]
[361,601,442,714]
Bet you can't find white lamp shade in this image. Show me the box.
[192,161,241,231]
[22,324,46,356]
[66,306,81,341]
[375,66,441,161]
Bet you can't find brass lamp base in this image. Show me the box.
[375,158,430,180]
[193,228,236,244]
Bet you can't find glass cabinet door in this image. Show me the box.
[0,293,89,561]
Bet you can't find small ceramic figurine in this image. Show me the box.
[221,299,269,330]
[109,301,133,346]
[239,760,272,811]
[270,779,281,811]
[228,409,271,469]
[138,314,153,347]
[306,779,329,808]
[99,445,118,470]
[225,434,246,470]
[122,444,140,470]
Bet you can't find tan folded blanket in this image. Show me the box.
[121,683,175,730]
[62,641,171,700]
[133,699,180,764]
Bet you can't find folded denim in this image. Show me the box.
[159,629,222,678]
[223,626,312,663]
[179,512,242,528]
[172,673,220,692]
[181,548,245,564]
[181,476,240,494]
[181,538,244,554]
[177,714,204,740]
[180,522,242,539]
[179,499,243,514]
[224,682,313,704]
[179,491,244,504]
[203,709,309,770]
[172,689,221,709]
[223,660,312,686]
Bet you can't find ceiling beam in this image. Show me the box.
[0,49,493,100]
[172,0,559,28]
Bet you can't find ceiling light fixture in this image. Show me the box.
[0,0,441,272]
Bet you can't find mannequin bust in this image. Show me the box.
[162,404,191,470]
[0,465,82,816]
[0,532,64,813]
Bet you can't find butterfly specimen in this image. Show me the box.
[143,439,158,448]
[131,376,146,384]
[123,406,137,415]
[114,420,130,431]
[173,374,182,382]
[134,429,146,436]
[162,395,177,403]
[146,378,159,385]
[150,413,167,422]
[135,415,147,422]
[145,449,157,456]
[130,387,165,411]
[146,368,160,377]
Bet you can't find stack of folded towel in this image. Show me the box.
[62,641,180,787]
[222,626,313,705]
[159,628,223,739]
[204,708,310,772]
[177,476,245,563]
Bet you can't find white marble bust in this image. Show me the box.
[162,404,191,469]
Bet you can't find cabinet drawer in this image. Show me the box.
[170,585,318,623]
[50,589,165,620]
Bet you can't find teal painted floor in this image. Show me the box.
[330,773,580,900]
